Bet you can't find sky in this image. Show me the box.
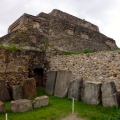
[0,0,120,47]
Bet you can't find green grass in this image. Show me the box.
[0,89,120,120]
[0,43,21,51]
[62,49,92,55]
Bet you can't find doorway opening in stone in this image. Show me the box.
[34,68,44,88]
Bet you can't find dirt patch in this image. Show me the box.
[60,114,84,120]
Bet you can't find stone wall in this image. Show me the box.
[0,49,48,85]
[49,50,120,89]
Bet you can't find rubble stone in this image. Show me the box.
[10,99,33,112]
[33,95,49,108]
[0,101,6,113]
[0,80,10,101]
[23,78,36,99]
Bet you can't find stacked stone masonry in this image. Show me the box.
[49,50,120,89]
[0,49,48,85]
[2,9,117,52]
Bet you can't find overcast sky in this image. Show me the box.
[0,0,120,47]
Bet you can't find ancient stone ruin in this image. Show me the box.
[0,9,119,112]
[46,71,120,108]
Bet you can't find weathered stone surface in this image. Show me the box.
[54,70,72,98]
[23,78,37,99]
[10,85,23,100]
[101,81,119,107]
[0,101,5,113]
[68,77,83,100]
[10,99,33,112]
[0,80,10,101]
[33,95,49,108]
[46,70,57,95]
[81,81,102,105]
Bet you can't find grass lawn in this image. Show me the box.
[0,88,120,120]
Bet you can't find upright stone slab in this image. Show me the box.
[10,99,33,112]
[68,77,83,100]
[54,70,72,98]
[46,71,57,95]
[33,95,49,108]
[0,101,6,113]
[81,81,102,105]
[23,78,36,99]
[0,80,10,101]
[101,81,119,107]
[10,85,23,100]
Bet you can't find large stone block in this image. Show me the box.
[0,101,6,113]
[68,77,83,100]
[10,85,23,100]
[46,71,57,95]
[23,78,37,99]
[54,70,72,98]
[0,80,11,101]
[101,81,119,107]
[81,81,102,105]
[33,95,49,108]
[10,99,33,112]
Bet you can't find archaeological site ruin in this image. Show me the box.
[0,9,120,112]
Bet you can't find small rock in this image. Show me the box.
[33,96,49,108]
[0,101,6,113]
[10,99,33,112]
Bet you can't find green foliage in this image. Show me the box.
[0,43,21,51]
[83,49,92,53]
[0,44,4,48]
[6,44,20,51]
[15,32,28,39]
[62,49,92,55]
[43,37,49,47]
[0,89,120,120]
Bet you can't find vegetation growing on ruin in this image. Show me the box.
[63,49,92,55]
[0,43,21,51]
[0,89,120,120]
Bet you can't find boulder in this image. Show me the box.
[54,70,72,98]
[10,85,23,100]
[33,95,49,108]
[46,71,57,95]
[0,80,11,101]
[23,78,36,99]
[101,81,119,107]
[68,77,83,100]
[81,81,102,105]
[10,99,33,112]
[0,101,5,113]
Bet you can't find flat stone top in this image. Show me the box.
[85,81,102,84]
[11,99,31,103]
[35,96,48,100]
[0,101,4,105]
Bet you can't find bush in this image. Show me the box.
[83,49,92,53]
